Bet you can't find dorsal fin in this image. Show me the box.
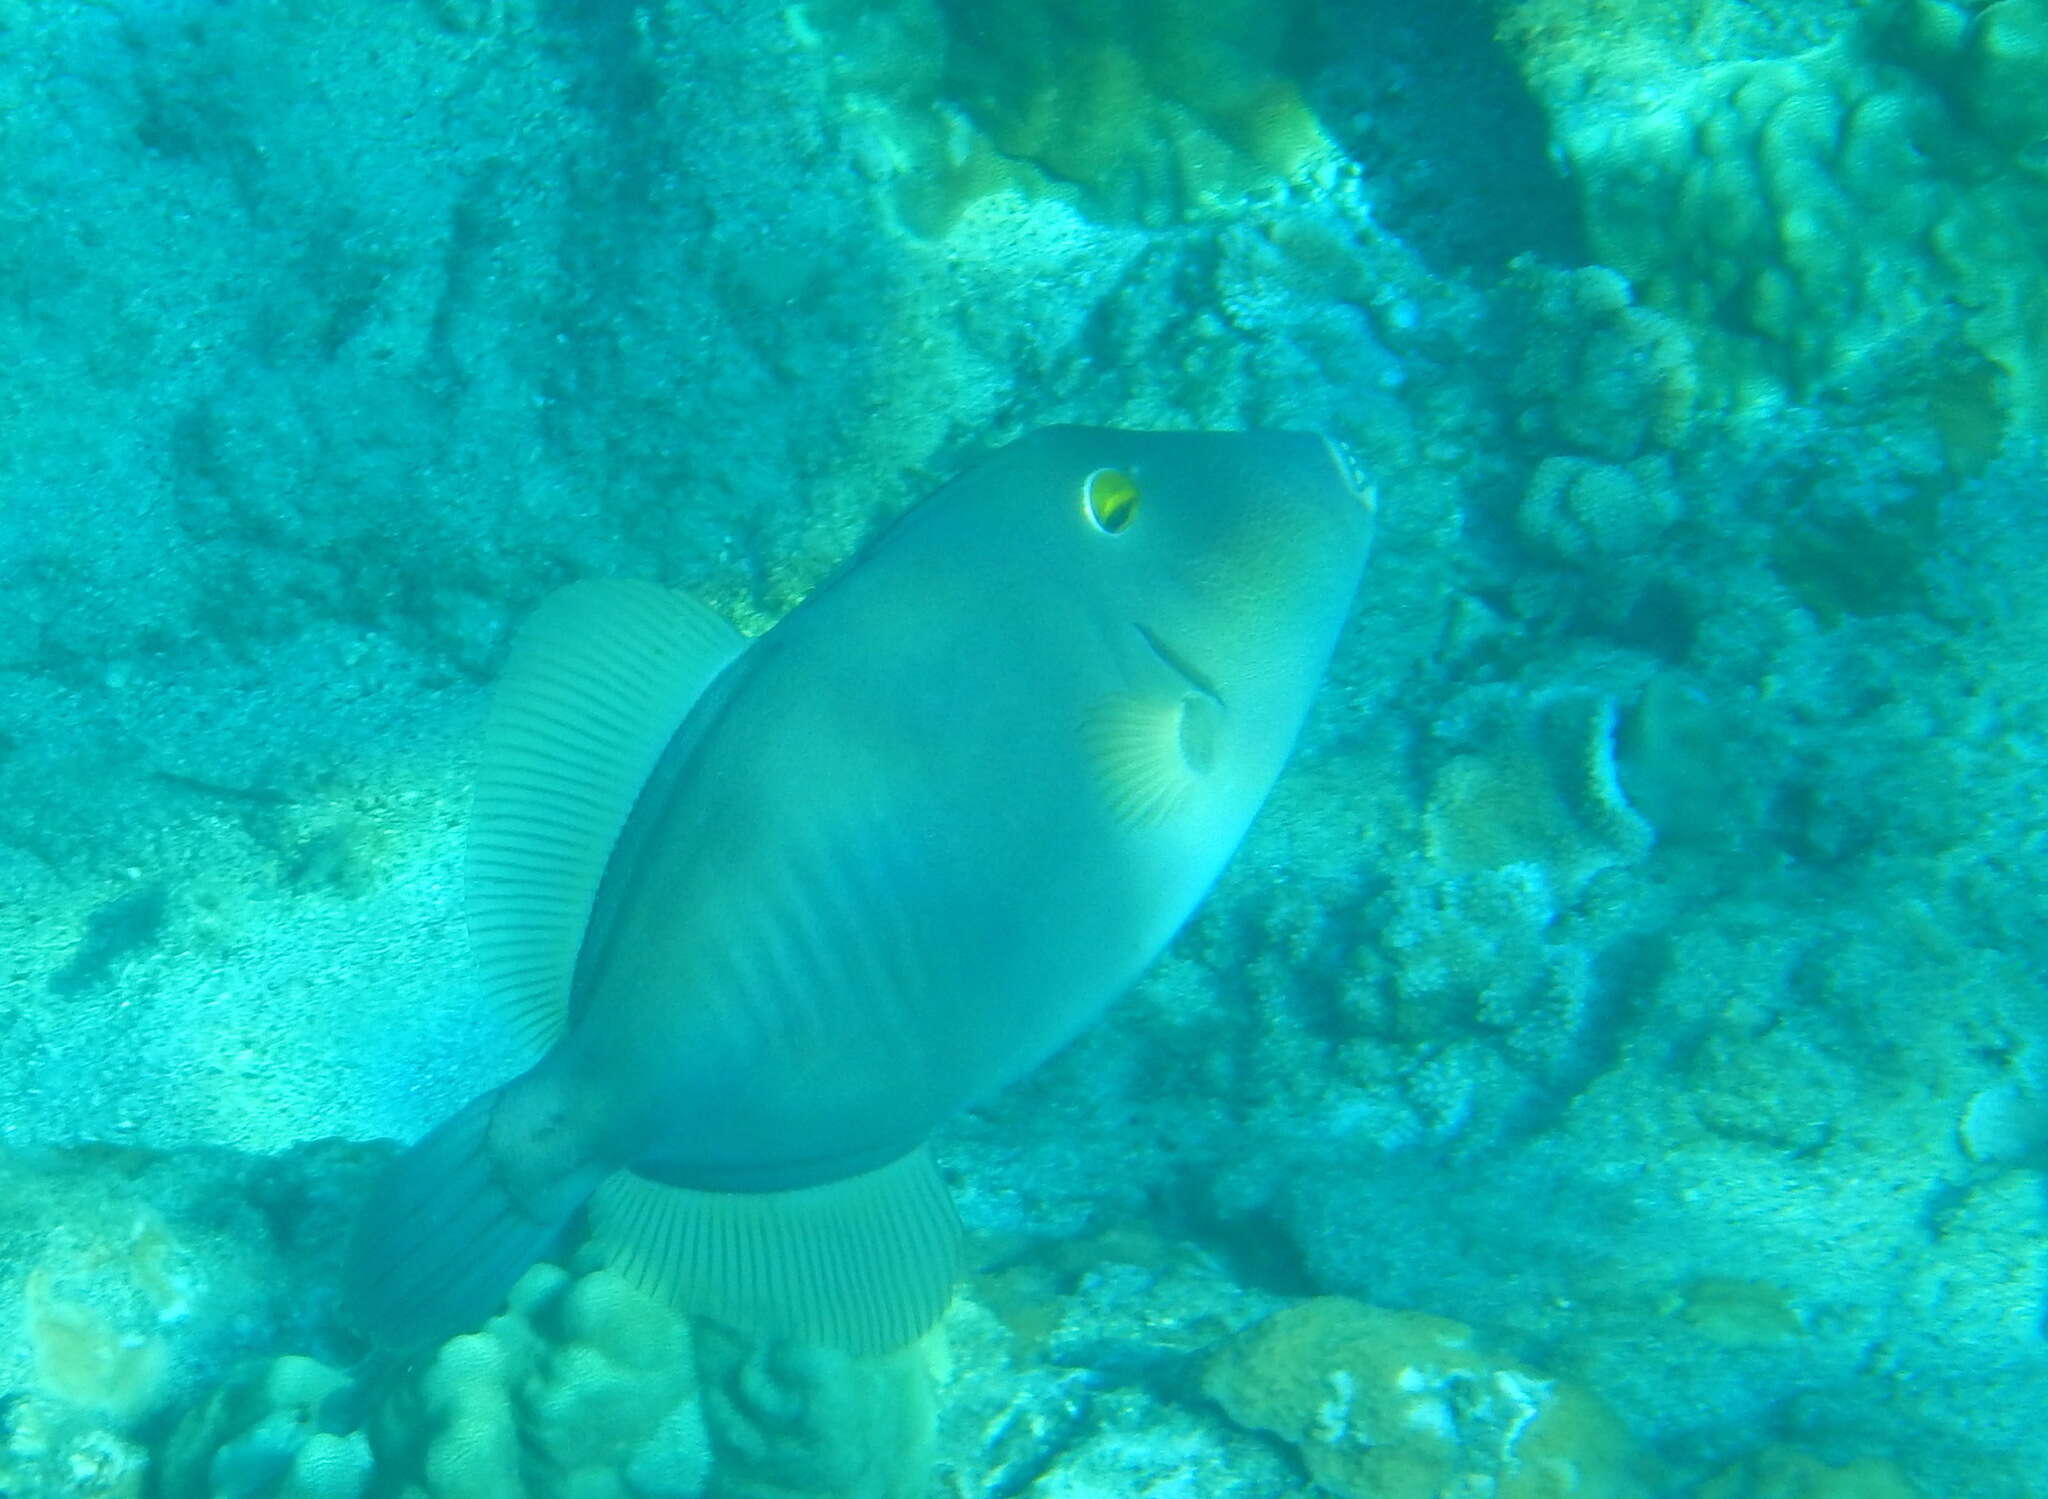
[466,579,746,1052]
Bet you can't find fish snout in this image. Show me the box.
[1318,434,1378,517]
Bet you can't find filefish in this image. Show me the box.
[349,427,1374,1353]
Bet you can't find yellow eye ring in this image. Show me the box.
[1081,468,1140,535]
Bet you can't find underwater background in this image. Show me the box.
[1,0,2044,1494]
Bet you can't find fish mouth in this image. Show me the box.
[1136,622,1222,704]
[1319,434,1377,514]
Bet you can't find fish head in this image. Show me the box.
[1028,426,1374,746]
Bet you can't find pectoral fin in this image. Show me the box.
[1081,690,1222,828]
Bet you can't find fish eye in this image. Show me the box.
[1081,468,1140,535]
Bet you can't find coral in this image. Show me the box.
[1681,1013,1856,1154]
[694,1322,935,1499]
[158,1356,371,1499]
[1667,1278,1803,1348]
[0,1141,353,1499]
[1516,456,1681,566]
[160,1257,948,1499]
[375,1263,708,1499]
[1499,1,2048,452]
[161,1264,707,1499]
[0,1397,150,1499]
[1884,0,2048,157]
[23,1267,170,1425]
[1610,673,1765,851]
[797,0,1337,230]
[1698,1445,1920,1499]
[1768,482,1938,626]
[1203,1297,1650,1499]
[0,1148,277,1432]
[1505,262,1703,462]
[1375,866,1568,1044]
[1956,1075,2048,1164]
[1280,676,1668,1157]
[931,1239,1314,1497]
[1419,687,1654,887]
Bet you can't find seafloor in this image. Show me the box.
[1,0,2043,1496]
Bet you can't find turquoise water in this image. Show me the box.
[2,1,2043,1495]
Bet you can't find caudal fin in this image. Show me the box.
[346,1088,596,1348]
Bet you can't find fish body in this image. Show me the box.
[350,427,1373,1351]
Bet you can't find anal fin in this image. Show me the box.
[587,1146,960,1354]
